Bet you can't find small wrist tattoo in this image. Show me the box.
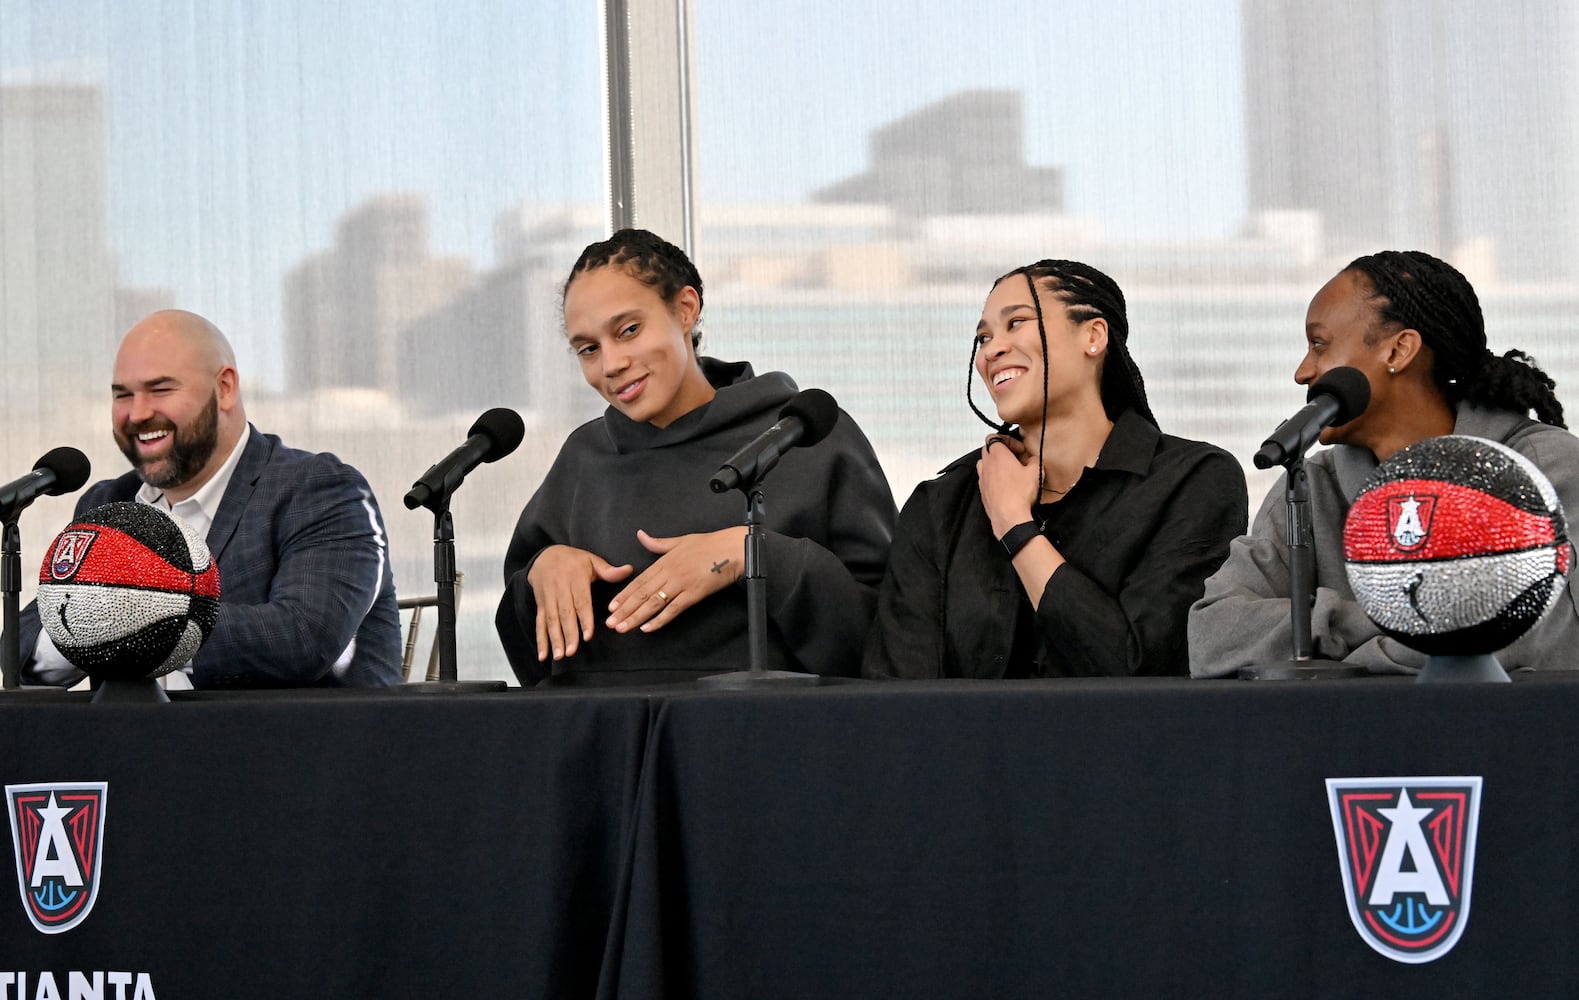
[711,559,731,574]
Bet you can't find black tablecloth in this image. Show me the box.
[2,677,1576,998]
[611,678,1579,998]
[1,689,653,998]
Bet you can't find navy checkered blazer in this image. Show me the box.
[20,426,402,688]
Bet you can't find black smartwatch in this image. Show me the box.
[999,520,1042,559]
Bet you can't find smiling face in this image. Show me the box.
[973,276,1106,428]
[110,315,241,499]
[563,264,713,428]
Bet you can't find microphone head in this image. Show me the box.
[468,408,526,463]
[779,389,840,448]
[33,447,91,496]
[1307,366,1371,426]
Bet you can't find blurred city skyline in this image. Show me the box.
[4,2,1575,382]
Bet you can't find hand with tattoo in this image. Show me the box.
[605,527,748,634]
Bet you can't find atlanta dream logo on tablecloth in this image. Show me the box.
[6,782,108,934]
[1326,776,1482,964]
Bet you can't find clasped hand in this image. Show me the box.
[525,527,748,661]
[976,434,1039,538]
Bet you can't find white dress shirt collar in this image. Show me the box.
[135,424,250,541]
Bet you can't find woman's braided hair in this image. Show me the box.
[967,258,1157,432]
[966,260,1157,500]
[564,228,705,347]
[1346,250,1565,428]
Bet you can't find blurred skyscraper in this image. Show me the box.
[284,193,473,395]
[398,265,533,419]
[474,204,607,425]
[1242,0,1578,281]
[0,83,116,408]
[1242,0,1395,261]
[814,90,1063,224]
[1444,1,1579,283]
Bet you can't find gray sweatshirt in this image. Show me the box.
[1189,402,1579,676]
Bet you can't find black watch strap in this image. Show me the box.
[999,520,1042,559]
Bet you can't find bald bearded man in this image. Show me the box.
[21,310,401,687]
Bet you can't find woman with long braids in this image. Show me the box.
[863,260,1246,679]
[497,228,895,685]
[1190,249,1579,676]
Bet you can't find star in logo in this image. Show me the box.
[6,781,108,934]
[1387,494,1438,552]
[1327,776,1481,964]
[1393,497,1426,547]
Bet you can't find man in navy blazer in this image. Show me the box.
[22,310,401,688]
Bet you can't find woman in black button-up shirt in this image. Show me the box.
[862,260,1247,678]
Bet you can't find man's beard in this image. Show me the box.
[120,391,220,490]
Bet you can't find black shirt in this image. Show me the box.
[863,410,1248,678]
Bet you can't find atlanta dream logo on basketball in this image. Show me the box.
[1326,777,1482,963]
[48,530,98,581]
[1387,495,1436,551]
[6,782,107,934]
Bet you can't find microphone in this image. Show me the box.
[1253,367,1371,469]
[711,389,841,493]
[0,447,92,519]
[404,408,525,511]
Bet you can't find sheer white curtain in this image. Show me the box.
[686,0,1579,506]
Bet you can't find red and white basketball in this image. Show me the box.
[1344,435,1570,655]
[36,502,221,680]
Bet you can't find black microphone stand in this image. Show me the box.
[699,468,820,689]
[1286,454,1315,661]
[1,514,73,698]
[404,491,505,693]
[2,517,21,690]
[1239,452,1364,680]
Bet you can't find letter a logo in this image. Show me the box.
[1326,776,1481,963]
[6,781,108,934]
[48,529,97,581]
[1387,495,1436,551]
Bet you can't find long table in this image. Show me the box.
[2,676,1575,998]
